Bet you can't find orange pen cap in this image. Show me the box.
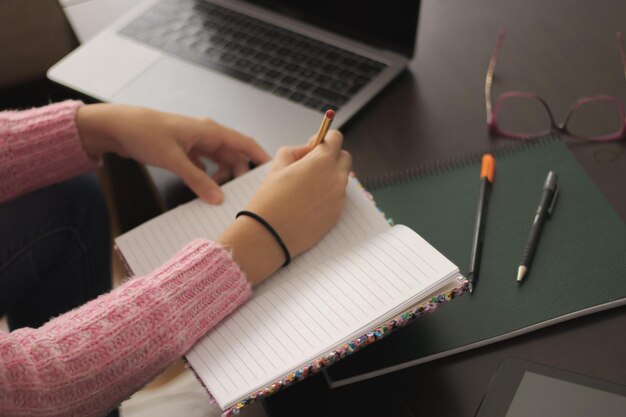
[480,154,496,183]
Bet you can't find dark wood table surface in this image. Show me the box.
[142,0,626,415]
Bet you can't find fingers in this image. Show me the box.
[212,148,255,178]
[315,130,343,156]
[212,166,232,184]
[209,121,271,164]
[189,152,207,171]
[321,134,351,183]
[271,145,311,170]
[272,130,345,169]
[338,150,352,173]
[232,158,251,177]
[305,129,343,151]
[171,152,223,204]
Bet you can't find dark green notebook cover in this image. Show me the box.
[326,138,626,386]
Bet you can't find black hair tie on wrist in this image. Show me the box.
[236,210,291,267]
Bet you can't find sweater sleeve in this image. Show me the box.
[0,239,251,417]
[0,100,100,203]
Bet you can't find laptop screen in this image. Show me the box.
[243,0,421,58]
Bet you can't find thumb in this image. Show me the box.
[272,145,311,169]
[173,154,223,204]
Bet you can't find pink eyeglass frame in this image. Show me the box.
[485,30,626,141]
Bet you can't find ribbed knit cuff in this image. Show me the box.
[0,100,101,203]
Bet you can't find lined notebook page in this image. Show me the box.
[115,163,390,281]
[187,224,459,408]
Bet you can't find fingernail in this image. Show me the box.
[206,189,223,204]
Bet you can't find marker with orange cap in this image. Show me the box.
[468,154,496,293]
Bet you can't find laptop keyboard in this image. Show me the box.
[119,0,388,112]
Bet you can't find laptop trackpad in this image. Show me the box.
[112,57,320,155]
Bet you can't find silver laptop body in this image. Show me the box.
[49,0,419,155]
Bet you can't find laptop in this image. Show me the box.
[49,0,420,155]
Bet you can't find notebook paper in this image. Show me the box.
[115,163,390,280]
[114,163,464,411]
[186,225,458,407]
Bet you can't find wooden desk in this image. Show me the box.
[147,0,626,219]
[141,0,626,415]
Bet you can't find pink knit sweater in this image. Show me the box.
[0,101,252,416]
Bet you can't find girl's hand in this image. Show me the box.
[218,130,352,285]
[76,103,271,204]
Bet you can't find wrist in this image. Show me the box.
[75,104,123,157]
[217,216,285,286]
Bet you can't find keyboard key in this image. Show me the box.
[288,92,307,103]
[254,79,275,91]
[290,52,307,62]
[312,87,348,105]
[250,64,268,75]
[300,68,316,78]
[341,57,358,67]
[308,45,324,56]
[220,52,237,63]
[307,58,323,67]
[348,83,366,95]
[325,51,341,61]
[254,51,271,61]
[331,80,348,91]
[274,86,292,97]
[277,34,296,45]
[354,75,370,86]
[190,41,208,53]
[357,62,383,76]
[235,58,252,69]
[269,57,286,67]
[296,80,313,92]
[240,46,255,56]
[119,0,387,109]
[202,48,222,61]
[265,70,282,81]
[322,63,339,73]
[337,69,357,80]
[304,97,325,111]
[315,74,332,85]
[284,63,301,73]
[189,53,255,84]
[281,75,298,85]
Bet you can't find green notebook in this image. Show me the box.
[326,138,626,387]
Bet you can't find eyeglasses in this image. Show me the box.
[485,30,626,141]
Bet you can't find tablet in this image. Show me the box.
[475,358,626,417]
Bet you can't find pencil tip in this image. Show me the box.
[517,266,527,282]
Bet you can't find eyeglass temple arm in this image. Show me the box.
[486,30,506,125]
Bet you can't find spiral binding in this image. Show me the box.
[361,134,561,191]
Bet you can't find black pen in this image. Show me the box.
[517,171,559,283]
[468,154,495,293]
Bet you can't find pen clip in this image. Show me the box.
[547,185,559,216]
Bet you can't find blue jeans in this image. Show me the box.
[0,174,111,328]
[0,174,119,417]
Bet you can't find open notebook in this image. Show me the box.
[115,164,466,415]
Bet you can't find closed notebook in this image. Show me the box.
[325,137,626,387]
[114,163,467,416]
